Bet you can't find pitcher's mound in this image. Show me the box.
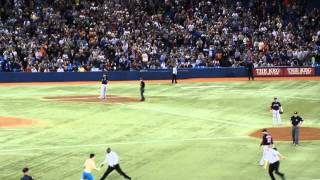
[249,127,320,141]
[0,117,34,127]
[45,95,139,103]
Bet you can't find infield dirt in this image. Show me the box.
[249,127,320,141]
[44,95,140,103]
[0,117,35,127]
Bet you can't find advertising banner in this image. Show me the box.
[253,67,315,76]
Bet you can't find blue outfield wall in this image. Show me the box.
[0,67,247,82]
[317,66,320,76]
[0,67,319,82]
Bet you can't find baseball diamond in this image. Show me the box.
[1,0,320,180]
[0,77,320,180]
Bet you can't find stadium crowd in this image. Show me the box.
[0,0,319,72]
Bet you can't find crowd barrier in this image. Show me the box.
[0,68,247,82]
[0,67,319,82]
[316,66,320,76]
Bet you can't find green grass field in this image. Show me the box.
[0,79,319,180]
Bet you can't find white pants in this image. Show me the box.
[100,84,107,98]
[272,110,281,125]
[259,145,269,166]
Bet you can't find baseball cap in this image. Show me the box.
[294,112,298,114]
[262,129,267,132]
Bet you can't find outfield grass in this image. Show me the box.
[0,79,319,180]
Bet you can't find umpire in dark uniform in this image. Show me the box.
[291,112,303,146]
[140,77,145,101]
[172,65,178,84]
[245,55,254,80]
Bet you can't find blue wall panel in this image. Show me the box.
[0,67,269,82]
[316,66,320,76]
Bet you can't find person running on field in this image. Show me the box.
[100,147,131,180]
[264,146,286,180]
[81,154,100,180]
[259,129,274,166]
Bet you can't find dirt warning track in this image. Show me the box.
[44,95,140,103]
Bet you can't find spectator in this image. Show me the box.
[0,0,319,73]
[57,66,65,72]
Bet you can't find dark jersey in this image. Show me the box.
[21,175,34,180]
[101,77,108,85]
[261,134,273,145]
[140,81,145,90]
[271,102,281,110]
[246,60,254,69]
[291,116,303,126]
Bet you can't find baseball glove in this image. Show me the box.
[280,111,284,114]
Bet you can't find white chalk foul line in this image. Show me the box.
[180,85,230,89]
[0,136,247,152]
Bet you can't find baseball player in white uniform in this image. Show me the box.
[98,74,108,99]
[270,97,283,125]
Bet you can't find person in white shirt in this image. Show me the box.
[57,66,64,72]
[264,146,285,180]
[99,147,131,180]
[172,65,178,84]
[31,66,38,73]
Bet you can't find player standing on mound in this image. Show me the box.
[98,74,108,99]
[259,129,274,166]
[270,97,283,125]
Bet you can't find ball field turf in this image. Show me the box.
[0,78,319,180]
